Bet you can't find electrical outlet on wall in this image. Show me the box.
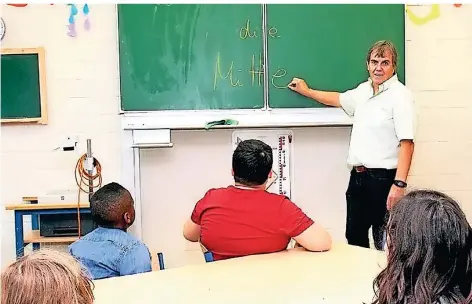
[54,135,79,152]
[63,136,78,151]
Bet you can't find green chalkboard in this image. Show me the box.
[118,4,264,111]
[118,4,405,112]
[1,51,46,122]
[267,4,405,108]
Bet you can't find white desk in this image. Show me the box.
[93,243,386,303]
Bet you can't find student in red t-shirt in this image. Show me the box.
[183,139,332,261]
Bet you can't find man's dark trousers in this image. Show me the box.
[345,166,396,250]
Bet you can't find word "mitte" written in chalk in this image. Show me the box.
[213,52,287,90]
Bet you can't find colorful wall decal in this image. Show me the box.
[6,3,90,37]
[7,4,54,7]
[83,4,90,31]
[406,4,463,26]
[67,4,91,37]
[406,4,441,26]
[67,4,79,37]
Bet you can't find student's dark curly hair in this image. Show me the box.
[90,182,132,227]
[372,189,472,304]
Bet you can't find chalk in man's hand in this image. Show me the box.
[287,78,299,88]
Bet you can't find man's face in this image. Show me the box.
[366,50,395,86]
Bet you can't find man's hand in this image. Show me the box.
[288,78,310,96]
[387,184,405,210]
[287,78,341,107]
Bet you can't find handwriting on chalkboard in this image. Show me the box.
[213,53,288,90]
[239,19,281,39]
[271,69,287,89]
[214,52,243,90]
[249,53,264,86]
[240,19,257,39]
[268,27,281,38]
[213,19,287,90]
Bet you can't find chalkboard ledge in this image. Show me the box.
[1,117,44,124]
[121,108,352,130]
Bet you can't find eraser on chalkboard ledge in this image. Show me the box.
[204,119,239,130]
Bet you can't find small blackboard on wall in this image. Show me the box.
[1,47,48,124]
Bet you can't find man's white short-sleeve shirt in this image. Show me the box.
[339,74,416,169]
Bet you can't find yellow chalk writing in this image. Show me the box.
[249,53,264,86]
[213,52,243,90]
[240,19,257,39]
[271,68,287,89]
[213,52,289,90]
[268,26,280,38]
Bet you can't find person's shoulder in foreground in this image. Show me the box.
[371,189,472,304]
[183,139,332,259]
[69,182,152,280]
[1,249,94,304]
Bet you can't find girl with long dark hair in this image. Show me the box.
[372,189,472,304]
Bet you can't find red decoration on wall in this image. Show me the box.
[7,4,54,7]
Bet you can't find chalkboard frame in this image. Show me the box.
[1,47,48,125]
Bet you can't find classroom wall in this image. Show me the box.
[0,4,122,266]
[405,4,472,214]
[1,4,471,269]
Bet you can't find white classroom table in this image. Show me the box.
[92,242,387,304]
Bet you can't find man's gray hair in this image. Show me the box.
[366,40,398,70]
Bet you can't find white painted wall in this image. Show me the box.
[1,4,471,269]
[1,4,122,266]
[405,4,472,215]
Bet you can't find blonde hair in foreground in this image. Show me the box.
[1,249,94,304]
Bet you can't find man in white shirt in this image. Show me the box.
[288,40,415,250]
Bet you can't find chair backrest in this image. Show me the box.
[157,252,165,270]
[199,242,214,263]
[149,249,165,270]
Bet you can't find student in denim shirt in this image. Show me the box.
[69,182,152,280]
